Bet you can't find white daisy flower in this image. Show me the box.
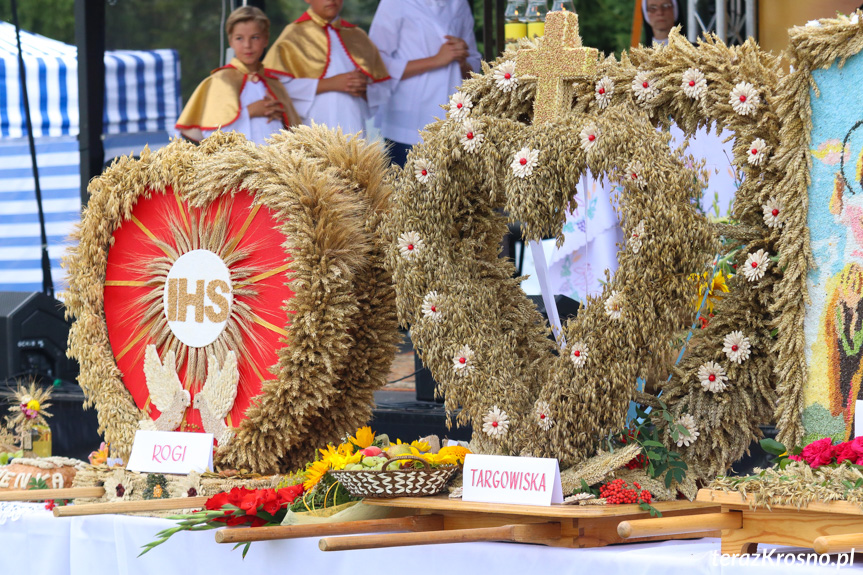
[629,219,646,254]
[632,71,659,104]
[482,405,510,438]
[747,138,768,166]
[624,160,646,189]
[675,414,700,447]
[681,68,706,99]
[595,76,614,109]
[103,469,132,502]
[511,147,540,178]
[449,91,472,121]
[743,249,770,282]
[604,290,623,320]
[534,400,554,430]
[414,158,434,184]
[729,82,760,116]
[493,61,518,92]
[722,331,752,364]
[698,361,728,393]
[762,197,783,229]
[452,344,475,376]
[579,123,600,153]
[460,119,485,153]
[421,291,443,321]
[570,341,588,367]
[171,470,202,498]
[398,231,424,259]
[564,492,596,504]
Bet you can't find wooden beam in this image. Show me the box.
[0,487,104,502]
[319,522,561,551]
[53,496,208,517]
[814,533,863,555]
[631,0,644,47]
[618,511,742,539]
[215,514,444,544]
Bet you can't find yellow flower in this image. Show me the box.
[349,426,375,449]
[421,452,460,466]
[328,452,362,471]
[437,445,471,464]
[690,270,729,313]
[26,399,40,412]
[303,460,330,491]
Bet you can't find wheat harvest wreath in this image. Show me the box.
[63,127,400,474]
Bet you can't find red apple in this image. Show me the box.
[360,446,382,457]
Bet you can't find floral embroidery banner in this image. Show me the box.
[803,49,863,442]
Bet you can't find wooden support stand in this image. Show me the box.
[215,514,444,544]
[0,487,104,502]
[697,488,863,555]
[289,496,722,550]
[53,496,208,517]
[319,522,562,551]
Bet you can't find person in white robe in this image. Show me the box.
[264,1,391,138]
[369,0,481,166]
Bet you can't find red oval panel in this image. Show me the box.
[103,188,294,433]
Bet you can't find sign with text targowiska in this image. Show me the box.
[126,430,214,474]
[462,454,564,506]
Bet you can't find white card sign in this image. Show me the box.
[856,400,863,438]
[126,430,214,474]
[462,454,564,506]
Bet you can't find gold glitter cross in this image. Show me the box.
[515,11,598,124]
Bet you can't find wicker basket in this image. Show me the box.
[328,455,458,498]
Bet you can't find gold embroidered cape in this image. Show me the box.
[176,58,299,134]
[263,9,390,82]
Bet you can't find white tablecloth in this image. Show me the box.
[0,505,858,574]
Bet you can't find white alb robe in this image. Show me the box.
[201,77,283,145]
[369,0,481,145]
[278,26,386,138]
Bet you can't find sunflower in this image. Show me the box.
[348,426,375,449]
[302,459,330,491]
[437,445,471,464]
[690,270,729,314]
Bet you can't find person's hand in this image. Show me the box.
[435,35,469,67]
[247,95,284,121]
[324,69,368,97]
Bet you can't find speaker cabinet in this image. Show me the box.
[0,291,78,383]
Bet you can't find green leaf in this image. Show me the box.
[664,472,673,488]
[642,440,664,448]
[759,438,787,456]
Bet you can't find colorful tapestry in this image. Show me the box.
[803,49,863,442]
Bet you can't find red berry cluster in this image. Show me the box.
[599,479,652,505]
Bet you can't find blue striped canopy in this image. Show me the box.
[0,21,180,138]
[0,23,181,293]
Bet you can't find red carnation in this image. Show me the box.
[799,437,835,468]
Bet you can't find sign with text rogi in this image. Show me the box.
[462,454,564,506]
[126,430,214,474]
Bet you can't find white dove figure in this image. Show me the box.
[193,351,240,446]
[140,345,191,432]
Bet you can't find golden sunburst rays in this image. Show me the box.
[123,198,280,391]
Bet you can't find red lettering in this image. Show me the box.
[152,445,162,463]
[530,473,539,491]
[492,470,500,489]
[484,469,492,488]
[539,474,547,492]
[500,470,509,489]
[471,468,480,487]
[523,473,531,491]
